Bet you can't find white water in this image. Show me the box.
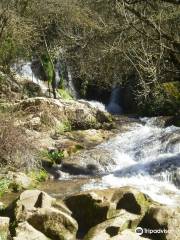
[107,87,122,114]
[12,61,48,93]
[78,99,106,112]
[82,118,180,205]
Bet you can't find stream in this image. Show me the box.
[39,116,180,207]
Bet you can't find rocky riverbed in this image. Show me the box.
[1,187,180,240]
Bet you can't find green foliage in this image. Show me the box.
[29,169,48,183]
[58,89,73,100]
[48,150,64,164]
[41,54,54,83]
[0,178,11,197]
[40,149,64,164]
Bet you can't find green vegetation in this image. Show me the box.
[56,121,72,134]
[0,178,11,197]
[29,169,48,183]
[40,149,64,165]
[0,0,179,115]
[58,89,73,100]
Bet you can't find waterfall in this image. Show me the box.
[82,117,180,205]
[12,61,48,93]
[107,87,123,114]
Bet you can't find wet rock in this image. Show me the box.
[83,210,141,240]
[14,221,49,240]
[65,187,153,238]
[0,217,10,240]
[64,129,115,149]
[61,148,114,175]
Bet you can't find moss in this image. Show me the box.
[41,54,54,83]
[58,89,73,100]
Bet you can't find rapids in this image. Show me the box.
[81,117,180,205]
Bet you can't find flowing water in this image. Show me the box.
[12,61,48,93]
[81,117,180,205]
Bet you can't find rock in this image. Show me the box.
[110,229,151,240]
[64,129,115,149]
[61,148,115,175]
[139,205,180,240]
[83,210,141,240]
[0,217,10,240]
[65,187,152,238]
[15,190,56,220]
[14,190,78,240]
[22,81,43,97]
[65,191,111,236]
[7,172,33,190]
[110,187,151,215]
[27,207,78,240]
[14,221,49,240]
[13,97,112,131]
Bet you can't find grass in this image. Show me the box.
[0,178,11,197]
[29,169,48,183]
[56,121,72,134]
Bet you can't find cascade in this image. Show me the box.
[81,117,180,205]
[107,87,123,114]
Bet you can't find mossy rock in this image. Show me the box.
[111,187,152,216]
[162,81,180,114]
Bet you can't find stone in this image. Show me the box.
[110,187,151,215]
[27,207,78,240]
[14,221,49,240]
[139,206,180,240]
[0,217,10,240]
[15,190,56,221]
[110,229,151,240]
[65,191,112,235]
[61,148,115,175]
[7,172,32,190]
[13,190,78,240]
[83,210,141,240]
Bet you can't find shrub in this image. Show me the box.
[0,112,38,171]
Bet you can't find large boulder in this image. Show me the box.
[27,207,78,240]
[65,191,111,236]
[65,187,152,237]
[110,187,151,215]
[14,221,49,240]
[0,217,10,240]
[139,205,180,240]
[13,190,78,240]
[61,148,114,175]
[83,210,141,240]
